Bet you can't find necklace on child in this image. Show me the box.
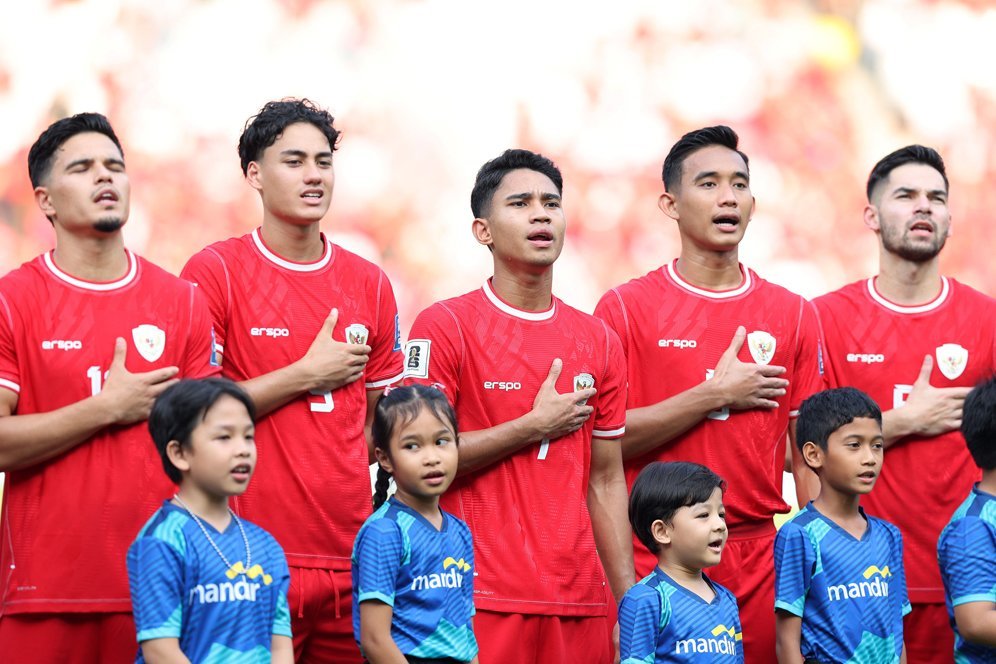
[172,494,251,577]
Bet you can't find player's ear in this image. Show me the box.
[801,441,823,471]
[34,186,56,219]
[245,161,263,192]
[166,440,192,473]
[658,192,679,221]
[472,217,494,248]
[374,446,394,475]
[650,518,671,546]
[863,204,880,233]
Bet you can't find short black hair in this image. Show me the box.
[470,148,563,219]
[148,378,256,484]
[962,376,996,471]
[629,461,725,554]
[866,145,948,203]
[371,384,459,510]
[28,112,124,187]
[796,388,882,460]
[662,125,748,193]
[238,98,340,175]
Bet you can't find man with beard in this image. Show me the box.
[0,113,218,662]
[811,145,996,663]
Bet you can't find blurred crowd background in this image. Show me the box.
[2,0,995,336]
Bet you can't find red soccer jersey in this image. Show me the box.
[814,277,994,604]
[403,280,627,617]
[181,229,403,570]
[595,260,825,575]
[0,250,217,615]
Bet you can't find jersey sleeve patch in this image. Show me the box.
[404,339,431,379]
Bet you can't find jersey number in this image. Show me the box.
[87,365,108,395]
[537,438,550,460]
[893,384,913,410]
[308,389,335,413]
[705,369,730,421]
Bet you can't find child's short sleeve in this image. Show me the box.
[353,519,406,606]
[269,542,293,638]
[457,520,476,616]
[940,517,996,608]
[127,534,186,642]
[618,584,665,664]
[774,522,815,617]
[888,526,913,616]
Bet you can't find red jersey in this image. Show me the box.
[0,251,217,615]
[181,229,403,570]
[814,277,995,603]
[595,260,825,574]
[404,280,627,616]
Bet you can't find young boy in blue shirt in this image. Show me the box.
[938,375,996,661]
[619,461,743,663]
[127,378,292,663]
[775,387,910,663]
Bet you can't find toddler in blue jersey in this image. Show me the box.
[775,387,909,663]
[352,385,478,664]
[938,376,996,661]
[127,378,292,663]
[619,461,743,663]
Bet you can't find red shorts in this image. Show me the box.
[903,603,952,664]
[289,566,363,663]
[474,610,613,664]
[0,613,136,664]
[706,524,776,664]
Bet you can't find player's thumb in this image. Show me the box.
[915,354,933,385]
[322,308,339,336]
[544,358,563,387]
[722,326,747,360]
[111,337,127,368]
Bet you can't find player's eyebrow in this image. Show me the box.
[64,157,94,171]
[279,149,334,159]
[692,170,749,183]
[505,192,561,202]
[893,186,946,199]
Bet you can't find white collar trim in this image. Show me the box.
[482,280,556,321]
[43,250,138,291]
[866,276,949,314]
[665,260,752,299]
[252,228,332,272]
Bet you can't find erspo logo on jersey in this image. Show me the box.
[484,381,521,391]
[847,353,885,364]
[410,556,472,591]
[41,339,82,351]
[827,564,892,602]
[658,339,697,349]
[250,327,290,338]
[674,624,742,656]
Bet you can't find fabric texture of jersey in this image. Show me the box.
[127,501,291,662]
[181,229,404,570]
[404,280,627,616]
[774,503,911,664]
[814,277,995,603]
[619,566,743,663]
[351,497,477,661]
[0,251,217,615]
[938,485,996,663]
[595,260,824,573]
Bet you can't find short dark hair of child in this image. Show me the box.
[629,461,726,554]
[961,375,996,471]
[148,378,256,484]
[795,387,882,464]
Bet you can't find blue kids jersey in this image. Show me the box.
[938,485,996,663]
[127,501,291,663]
[351,497,477,662]
[774,503,911,664]
[618,566,743,663]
